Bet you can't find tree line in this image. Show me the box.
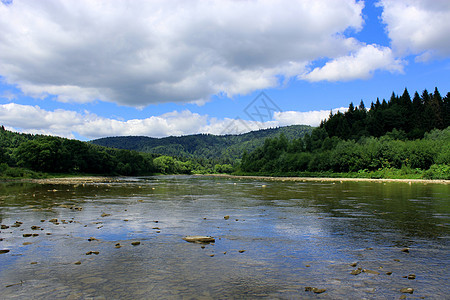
[0,127,246,177]
[240,88,450,179]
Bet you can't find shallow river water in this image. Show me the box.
[0,175,449,299]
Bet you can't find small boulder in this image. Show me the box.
[183,236,215,243]
[363,269,380,275]
[351,268,362,275]
[400,288,414,294]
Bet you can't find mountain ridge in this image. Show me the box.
[91,125,314,162]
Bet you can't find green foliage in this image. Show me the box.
[423,164,450,180]
[240,87,449,179]
[0,129,157,177]
[324,88,449,140]
[91,125,313,163]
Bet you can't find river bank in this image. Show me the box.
[9,174,449,185]
[206,174,450,184]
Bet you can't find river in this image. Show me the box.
[0,175,449,299]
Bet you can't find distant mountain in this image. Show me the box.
[91,125,314,163]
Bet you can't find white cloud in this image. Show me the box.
[274,107,347,127]
[0,0,365,106]
[0,103,336,139]
[301,44,404,82]
[378,0,450,60]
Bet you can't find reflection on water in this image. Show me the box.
[0,176,449,299]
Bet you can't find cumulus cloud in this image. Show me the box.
[0,0,365,106]
[274,107,347,127]
[0,103,337,139]
[301,44,404,82]
[378,0,450,61]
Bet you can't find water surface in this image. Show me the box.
[0,176,449,299]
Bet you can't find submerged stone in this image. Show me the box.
[351,268,362,275]
[363,269,380,275]
[182,236,215,243]
[400,287,414,294]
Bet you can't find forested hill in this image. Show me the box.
[240,88,450,179]
[91,125,313,163]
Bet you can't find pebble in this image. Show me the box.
[401,248,410,253]
[101,213,111,217]
[400,287,414,294]
[183,236,215,243]
[131,241,141,246]
[363,269,380,275]
[224,215,230,220]
[407,274,416,280]
[86,251,99,255]
[115,243,121,248]
[1,225,9,229]
[305,287,326,294]
[0,249,10,254]
[238,250,246,253]
[351,269,362,275]
[74,261,82,265]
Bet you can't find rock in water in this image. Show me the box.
[313,288,326,294]
[351,269,362,275]
[182,236,215,243]
[363,269,380,275]
[400,288,414,294]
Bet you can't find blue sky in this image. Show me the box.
[0,0,449,140]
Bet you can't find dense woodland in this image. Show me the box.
[1,87,449,179]
[240,88,450,179]
[92,125,313,164]
[0,125,311,177]
[0,128,157,177]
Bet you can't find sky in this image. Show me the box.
[0,0,449,141]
